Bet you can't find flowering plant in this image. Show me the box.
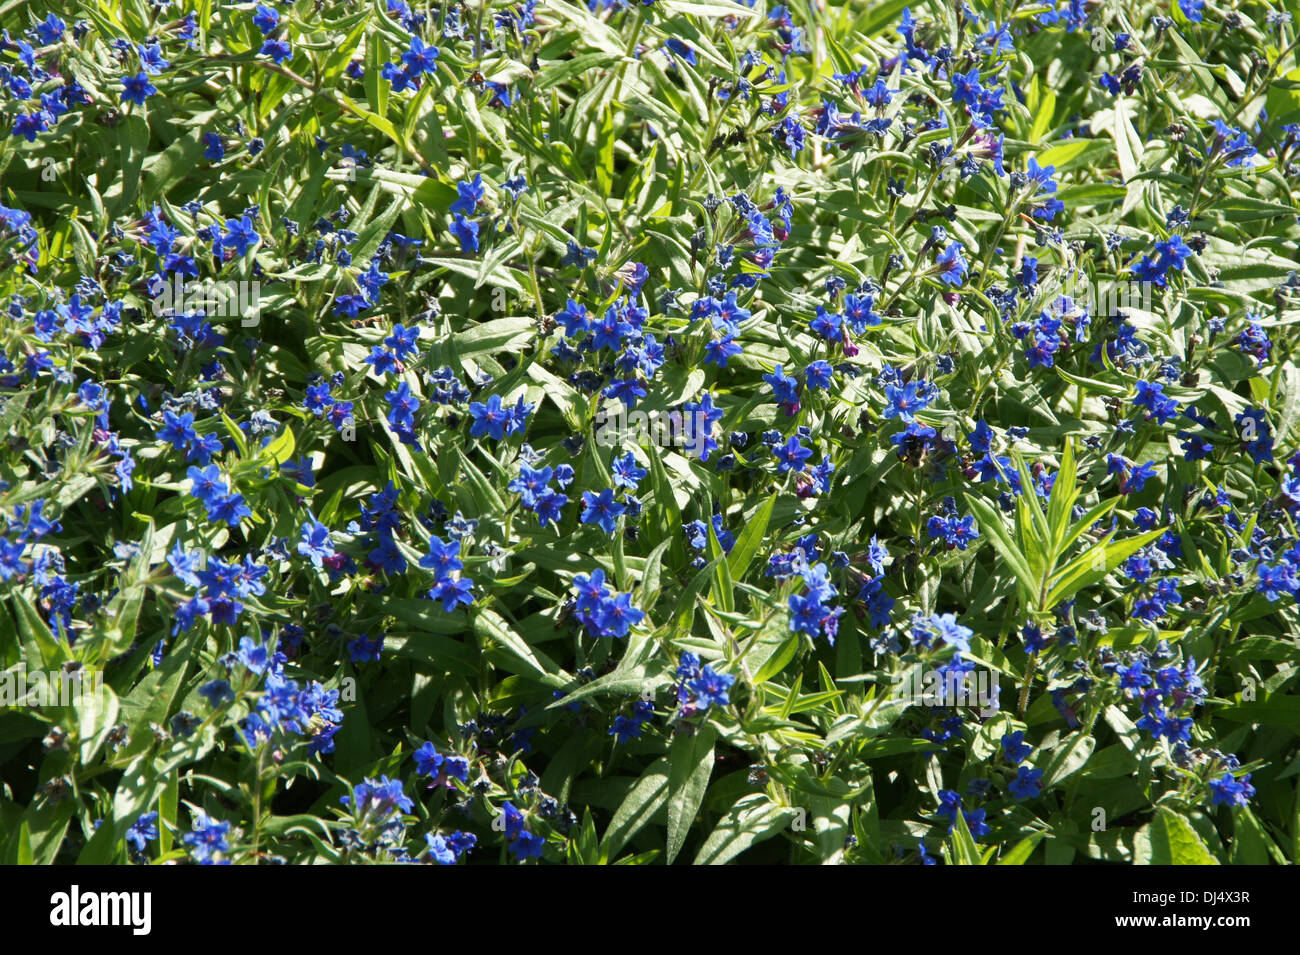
[1,0,1298,865]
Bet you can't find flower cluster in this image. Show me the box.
[571,568,645,639]
[673,653,736,719]
[1,0,1294,869]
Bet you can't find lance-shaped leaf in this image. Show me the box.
[963,493,1038,609]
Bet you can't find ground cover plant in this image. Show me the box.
[1,0,1299,866]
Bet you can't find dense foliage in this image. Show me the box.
[1,0,1299,865]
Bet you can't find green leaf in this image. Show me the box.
[1230,807,1280,865]
[1214,693,1300,729]
[1111,97,1144,183]
[14,822,32,865]
[1210,197,1299,221]
[693,794,796,865]
[706,516,735,615]
[727,494,775,584]
[1030,88,1056,143]
[1045,437,1079,558]
[472,608,568,687]
[963,493,1037,609]
[159,773,178,857]
[1039,732,1095,787]
[12,591,69,669]
[1045,527,1166,609]
[997,831,1046,865]
[1133,808,1220,865]
[947,807,985,865]
[602,759,670,858]
[1165,29,1232,113]
[665,726,716,864]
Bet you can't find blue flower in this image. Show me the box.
[688,665,735,708]
[963,808,991,839]
[450,174,484,215]
[1209,771,1255,807]
[1001,731,1032,765]
[843,293,881,331]
[138,43,171,75]
[253,4,279,33]
[593,591,644,638]
[182,811,230,864]
[120,73,158,105]
[187,465,224,503]
[414,741,470,787]
[764,365,801,416]
[663,37,697,66]
[381,60,420,92]
[208,489,253,527]
[935,241,967,286]
[1133,379,1180,424]
[570,569,645,637]
[1131,235,1192,287]
[384,323,422,360]
[126,812,159,854]
[580,489,625,535]
[450,214,479,252]
[926,513,979,550]
[951,67,983,110]
[419,537,463,578]
[35,13,66,44]
[1008,766,1043,800]
[610,714,644,743]
[804,361,834,390]
[425,831,475,864]
[199,679,234,707]
[468,394,511,440]
[931,613,973,650]
[611,452,647,490]
[773,116,806,156]
[810,306,842,340]
[1256,563,1297,601]
[773,435,813,473]
[158,410,198,449]
[342,776,413,817]
[533,490,568,527]
[260,38,293,64]
[883,381,931,422]
[506,825,544,859]
[573,567,610,615]
[604,378,647,409]
[704,336,744,368]
[202,132,225,160]
[1235,407,1273,463]
[221,216,260,256]
[297,518,335,567]
[401,35,440,75]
